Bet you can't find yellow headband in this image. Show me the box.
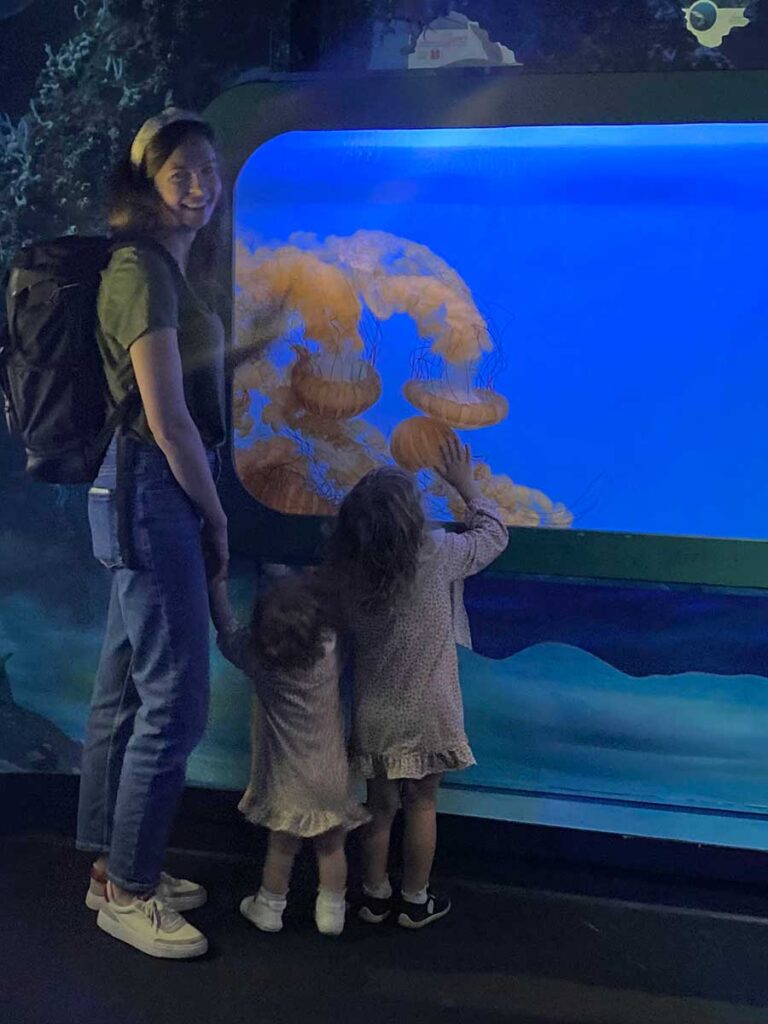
[129,107,205,170]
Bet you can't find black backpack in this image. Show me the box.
[0,235,177,485]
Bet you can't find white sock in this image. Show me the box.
[257,886,287,909]
[402,886,428,905]
[315,887,346,935]
[316,887,346,907]
[364,878,392,900]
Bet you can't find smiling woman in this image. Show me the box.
[74,109,228,961]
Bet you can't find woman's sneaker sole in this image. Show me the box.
[96,907,208,959]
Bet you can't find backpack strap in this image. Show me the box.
[89,390,137,455]
[108,235,188,293]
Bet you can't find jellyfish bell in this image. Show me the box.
[235,436,301,500]
[235,438,336,517]
[289,345,382,421]
[390,416,458,473]
[403,378,508,429]
[236,435,301,475]
[246,463,337,517]
[249,463,337,517]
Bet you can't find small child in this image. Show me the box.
[209,571,369,936]
[327,436,509,929]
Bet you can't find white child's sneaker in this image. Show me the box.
[86,867,207,913]
[240,889,287,933]
[315,888,346,936]
[96,882,208,959]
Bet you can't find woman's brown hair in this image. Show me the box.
[106,119,226,306]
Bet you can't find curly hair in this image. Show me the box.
[250,572,332,673]
[326,467,425,615]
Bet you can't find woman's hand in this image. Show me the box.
[436,435,481,503]
[202,517,229,587]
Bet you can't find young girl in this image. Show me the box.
[328,436,508,929]
[209,571,369,936]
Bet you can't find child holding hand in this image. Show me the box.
[209,571,369,936]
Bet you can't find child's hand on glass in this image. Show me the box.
[436,435,481,503]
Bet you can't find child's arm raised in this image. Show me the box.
[436,436,509,582]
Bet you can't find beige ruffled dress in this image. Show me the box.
[345,497,509,780]
[217,627,370,837]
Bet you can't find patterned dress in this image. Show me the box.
[345,497,509,780]
[217,628,370,837]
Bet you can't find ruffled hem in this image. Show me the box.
[238,796,371,838]
[351,744,476,781]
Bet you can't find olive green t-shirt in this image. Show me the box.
[96,245,226,449]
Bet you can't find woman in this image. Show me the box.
[75,109,228,959]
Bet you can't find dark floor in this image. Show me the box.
[3,830,768,1024]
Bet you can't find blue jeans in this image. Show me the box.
[76,436,219,892]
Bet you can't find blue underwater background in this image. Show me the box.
[235,124,768,538]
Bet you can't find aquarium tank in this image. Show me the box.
[232,123,768,540]
[220,120,768,848]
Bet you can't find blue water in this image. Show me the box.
[235,124,768,539]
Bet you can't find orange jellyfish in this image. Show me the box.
[235,437,336,517]
[390,416,458,473]
[441,458,573,528]
[362,274,491,364]
[238,245,365,353]
[237,435,300,471]
[245,463,337,517]
[290,345,382,420]
[402,379,508,429]
[236,435,302,488]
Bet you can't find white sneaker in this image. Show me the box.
[315,891,346,936]
[240,892,286,933]
[96,883,208,959]
[86,869,207,913]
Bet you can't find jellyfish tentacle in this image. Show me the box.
[289,346,382,420]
